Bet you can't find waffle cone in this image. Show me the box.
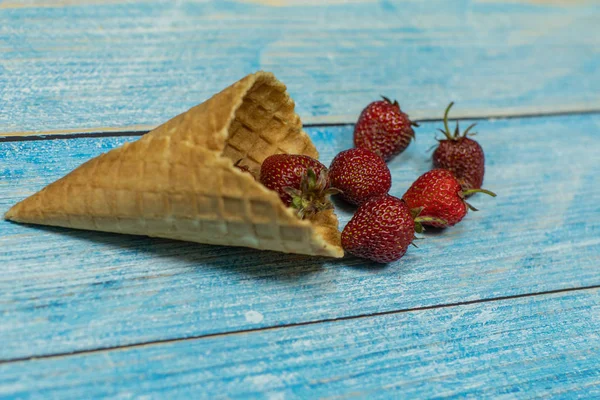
[5,72,343,257]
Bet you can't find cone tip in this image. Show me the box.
[4,203,21,221]
[4,208,16,221]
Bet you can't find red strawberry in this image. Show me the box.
[402,169,496,228]
[432,102,485,191]
[341,195,444,263]
[329,148,392,206]
[259,154,336,219]
[354,96,418,161]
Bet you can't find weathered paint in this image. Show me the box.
[1,115,598,361]
[1,0,599,134]
[1,288,599,398]
[1,1,599,396]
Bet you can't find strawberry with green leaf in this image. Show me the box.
[402,169,496,228]
[259,154,338,219]
[433,102,486,191]
[342,195,445,263]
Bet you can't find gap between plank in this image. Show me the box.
[1,284,599,365]
[2,108,600,143]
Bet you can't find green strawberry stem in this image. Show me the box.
[415,217,448,225]
[461,188,496,212]
[465,202,478,212]
[409,206,424,220]
[442,102,454,140]
[463,123,477,137]
[439,102,477,141]
[381,95,399,107]
[415,216,447,225]
[413,215,448,233]
[462,188,497,197]
[285,168,338,220]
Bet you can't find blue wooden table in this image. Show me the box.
[1,1,599,398]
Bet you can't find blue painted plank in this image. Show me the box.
[1,114,599,360]
[1,288,599,398]
[1,0,600,135]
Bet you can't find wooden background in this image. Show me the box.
[1,0,599,398]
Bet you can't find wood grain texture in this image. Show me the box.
[1,115,599,360]
[1,0,599,135]
[1,288,599,398]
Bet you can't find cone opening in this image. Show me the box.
[221,73,318,178]
[219,73,341,256]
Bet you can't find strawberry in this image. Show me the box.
[259,154,337,219]
[329,148,392,206]
[341,195,444,263]
[402,169,496,228]
[432,102,485,191]
[354,96,418,161]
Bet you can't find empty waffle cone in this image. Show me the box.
[5,71,344,257]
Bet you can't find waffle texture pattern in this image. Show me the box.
[5,72,343,257]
